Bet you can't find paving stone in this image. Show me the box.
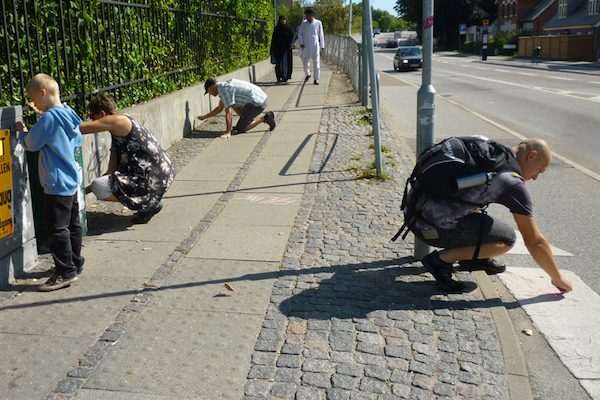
[274,367,302,383]
[296,386,322,400]
[409,360,435,376]
[245,380,271,397]
[254,351,278,366]
[363,365,391,381]
[433,382,455,397]
[332,374,359,390]
[356,342,383,355]
[391,383,411,398]
[359,378,389,394]
[271,382,297,399]
[326,388,351,400]
[248,365,276,380]
[384,345,411,359]
[303,359,332,373]
[302,372,331,388]
[411,373,434,390]
[336,363,363,377]
[278,354,302,368]
[329,332,354,352]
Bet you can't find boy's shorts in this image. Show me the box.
[413,213,516,249]
[235,102,266,133]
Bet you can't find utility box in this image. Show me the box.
[0,107,38,288]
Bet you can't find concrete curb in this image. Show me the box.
[473,271,534,400]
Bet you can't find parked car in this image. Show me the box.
[386,38,398,48]
[393,46,423,71]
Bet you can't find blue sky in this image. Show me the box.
[372,0,398,16]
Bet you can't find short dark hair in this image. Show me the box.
[89,93,117,115]
[305,7,314,15]
[204,78,217,94]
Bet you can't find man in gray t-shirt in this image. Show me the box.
[409,138,572,294]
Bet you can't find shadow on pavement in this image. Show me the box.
[86,211,134,236]
[185,129,224,139]
[0,257,561,312]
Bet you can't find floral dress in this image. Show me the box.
[109,116,174,212]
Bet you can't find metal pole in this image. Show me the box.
[363,0,383,176]
[415,0,436,260]
[348,1,353,36]
[360,6,369,106]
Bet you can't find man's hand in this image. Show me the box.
[551,274,573,293]
[300,44,305,49]
[27,102,42,115]
[196,114,206,121]
[16,121,27,132]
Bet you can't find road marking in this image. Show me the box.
[549,76,575,81]
[493,68,510,73]
[379,69,600,184]
[591,81,600,85]
[507,230,572,256]
[498,268,600,400]
[519,72,537,76]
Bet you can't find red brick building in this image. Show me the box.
[498,0,557,34]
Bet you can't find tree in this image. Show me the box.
[395,0,497,49]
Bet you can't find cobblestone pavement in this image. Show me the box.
[243,105,511,400]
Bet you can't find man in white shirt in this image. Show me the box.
[297,8,325,85]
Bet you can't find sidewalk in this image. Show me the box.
[2,57,523,400]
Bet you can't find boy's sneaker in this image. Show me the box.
[132,201,164,224]
[458,258,506,275]
[39,275,77,292]
[422,251,465,292]
[264,112,276,131]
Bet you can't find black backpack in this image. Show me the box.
[393,136,521,243]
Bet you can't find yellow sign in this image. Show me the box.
[0,128,13,238]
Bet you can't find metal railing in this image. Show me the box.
[322,33,361,93]
[0,0,269,114]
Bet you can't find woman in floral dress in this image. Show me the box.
[80,93,174,224]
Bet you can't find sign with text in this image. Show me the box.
[423,16,434,30]
[0,128,13,238]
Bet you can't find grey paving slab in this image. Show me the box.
[186,223,292,261]
[85,307,262,400]
[82,239,177,278]
[218,192,302,226]
[97,181,225,242]
[0,276,137,336]
[75,389,180,400]
[197,135,261,163]
[237,155,312,194]
[259,131,318,157]
[153,258,279,314]
[0,333,92,400]
[175,160,240,182]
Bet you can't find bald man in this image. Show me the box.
[408,137,573,293]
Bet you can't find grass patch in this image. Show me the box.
[357,115,371,126]
[353,108,371,116]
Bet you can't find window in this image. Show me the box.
[590,0,600,14]
[558,0,568,18]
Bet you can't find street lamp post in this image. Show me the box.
[414,0,436,260]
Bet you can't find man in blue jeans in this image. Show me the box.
[407,137,573,294]
[198,78,276,139]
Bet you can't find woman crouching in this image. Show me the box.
[80,93,174,224]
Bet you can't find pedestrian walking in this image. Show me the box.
[16,73,85,291]
[198,78,276,139]
[80,93,175,224]
[270,15,295,83]
[400,136,573,293]
[297,8,325,85]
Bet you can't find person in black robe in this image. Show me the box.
[270,16,295,83]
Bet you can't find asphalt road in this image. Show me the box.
[373,49,600,297]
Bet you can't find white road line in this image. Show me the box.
[591,81,600,85]
[498,268,600,400]
[380,70,600,184]
[493,68,510,73]
[549,76,575,81]
[519,72,537,76]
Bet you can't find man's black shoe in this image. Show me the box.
[304,75,311,82]
[264,111,276,131]
[422,251,466,292]
[458,258,506,275]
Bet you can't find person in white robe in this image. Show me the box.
[297,8,325,85]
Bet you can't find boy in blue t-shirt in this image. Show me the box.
[16,73,84,291]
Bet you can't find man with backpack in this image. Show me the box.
[399,136,572,293]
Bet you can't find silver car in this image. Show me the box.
[393,46,423,71]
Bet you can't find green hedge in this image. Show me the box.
[0,0,273,114]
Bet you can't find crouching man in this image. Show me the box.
[405,137,572,293]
